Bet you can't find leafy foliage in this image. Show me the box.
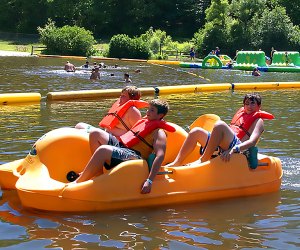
[108,34,151,59]
[193,0,300,57]
[193,0,231,56]
[249,7,295,51]
[0,0,299,58]
[38,19,96,56]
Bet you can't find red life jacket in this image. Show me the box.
[230,107,274,139]
[119,118,176,148]
[99,100,149,130]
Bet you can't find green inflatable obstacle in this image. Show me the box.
[202,55,223,69]
[234,51,266,70]
[271,51,300,67]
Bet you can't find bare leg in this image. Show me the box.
[201,121,235,162]
[89,129,110,153]
[75,122,90,130]
[165,127,209,167]
[75,145,113,183]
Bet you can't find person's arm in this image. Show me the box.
[107,107,141,136]
[237,118,264,151]
[141,129,167,194]
[221,119,264,161]
[126,106,142,128]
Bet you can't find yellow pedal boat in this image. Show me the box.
[0,115,282,212]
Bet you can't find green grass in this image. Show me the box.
[0,34,195,59]
[0,36,42,52]
[0,36,108,55]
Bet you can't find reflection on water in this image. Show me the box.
[0,190,299,249]
[0,57,299,249]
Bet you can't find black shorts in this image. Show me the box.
[104,134,142,170]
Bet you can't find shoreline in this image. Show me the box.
[0,50,31,57]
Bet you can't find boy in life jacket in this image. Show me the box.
[74,99,172,194]
[75,86,145,138]
[166,93,274,166]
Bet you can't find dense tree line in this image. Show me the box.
[1,0,299,58]
[0,0,211,38]
[193,0,300,57]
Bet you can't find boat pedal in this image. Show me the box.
[257,162,268,166]
[66,171,79,182]
[157,171,173,175]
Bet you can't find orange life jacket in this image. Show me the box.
[99,100,149,130]
[230,107,274,139]
[119,118,176,148]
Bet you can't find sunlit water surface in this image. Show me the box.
[0,57,299,249]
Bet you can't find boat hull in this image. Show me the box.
[0,116,282,212]
[16,152,282,212]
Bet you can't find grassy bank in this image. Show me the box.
[0,32,41,52]
[0,35,108,56]
[0,33,194,60]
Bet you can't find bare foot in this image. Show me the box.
[164,161,181,167]
[185,159,202,166]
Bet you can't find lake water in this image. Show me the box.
[0,56,299,249]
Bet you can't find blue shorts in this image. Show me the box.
[104,134,142,170]
[200,132,241,155]
[200,132,211,155]
[218,134,241,153]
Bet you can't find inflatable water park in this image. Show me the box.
[0,115,282,212]
[179,51,300,72]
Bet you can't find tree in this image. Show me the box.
[249,6,296,51]
[193,0,231,56]
[274,0,300,25]
[227,0,266,52]
[0,0,48,33]
[38,20,96,56]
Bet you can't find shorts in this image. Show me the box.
[200,132,211,155]
[199,132,241,155]
[218,134,241,153]
[104,134,142,170]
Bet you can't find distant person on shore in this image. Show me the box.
[90,67,100,80]
[124,73,132,83]
[233,50,239,61]
[284,52,291,66]
[270,47,276,64]
[64,61,76,72]
[190,47,195,60]
[252,67,261,76]
[215,47,221,57]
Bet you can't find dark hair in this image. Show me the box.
[149,99,169,116]
[122,86,141,100]
[124,73,130,77]
[243,93,262,106]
